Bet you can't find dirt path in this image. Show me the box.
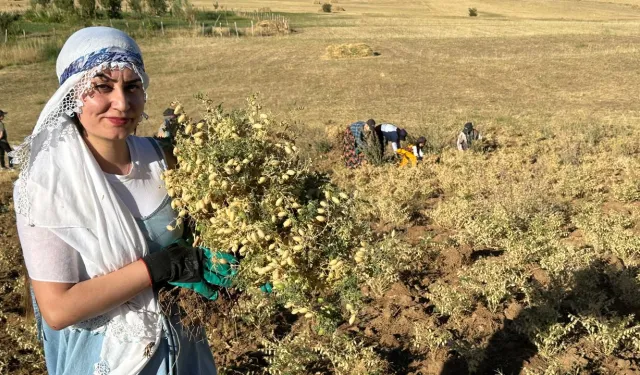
[0,173,46,374]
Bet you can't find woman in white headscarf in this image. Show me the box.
[12,27,217,375]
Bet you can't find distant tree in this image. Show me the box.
[100,0,122,17]
[322,3,331,12]
[79,0,96,17]
[468,7,478,17]
[0,11,20,33]
[170,0,183,17]
[146,0,167,15]
[54,0,75,12]
[127,0,143,14]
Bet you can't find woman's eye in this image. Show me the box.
[94,84,112,93]
[126,84,142,92]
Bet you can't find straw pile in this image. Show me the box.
[325,43,374,59]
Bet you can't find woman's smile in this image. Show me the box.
[105,117,132,126]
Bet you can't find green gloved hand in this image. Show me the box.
[169,247,238,301]
[201,249,238,287]
[170,280,220,300]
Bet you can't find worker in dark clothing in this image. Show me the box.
[0,110,14,170]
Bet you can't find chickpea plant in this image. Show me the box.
[161,95,401,340]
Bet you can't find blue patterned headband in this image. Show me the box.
[59,47,145,86]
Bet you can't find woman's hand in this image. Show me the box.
[141,244,204,284]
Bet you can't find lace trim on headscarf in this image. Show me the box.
[59,47,144,85]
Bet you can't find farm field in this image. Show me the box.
[1,0,640,374]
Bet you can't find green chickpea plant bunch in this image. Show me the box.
[161,95,419,373]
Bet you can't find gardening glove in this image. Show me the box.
[201,249,238,287]
[169,280,220,300]
[170,248,239,301]
[260,282,273,294]
[141,243,204,285]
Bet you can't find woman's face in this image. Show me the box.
[78,68,144,142]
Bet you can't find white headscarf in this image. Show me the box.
[13,27,163,375]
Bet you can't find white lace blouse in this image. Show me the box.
[16,136,167,283]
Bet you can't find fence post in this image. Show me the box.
[4,29,7,44]
[251,20,254,36]
[110,19,113,27]
[161,21,164,35]
[202,23,205,36]
[234,22,238,38]
[23,29,26,39]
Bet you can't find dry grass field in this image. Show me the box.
[1,0,640,374]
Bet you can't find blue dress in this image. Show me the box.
[31,139,217,375]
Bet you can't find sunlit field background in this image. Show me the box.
[1,0,640,374]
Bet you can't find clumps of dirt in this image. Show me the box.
[476,136,499,153]
[325,43,376,59]
[257,7,272,12]
[0,175,46,374]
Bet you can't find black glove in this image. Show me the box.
[142,243,204,285]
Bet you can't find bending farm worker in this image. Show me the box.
[156,107,177,139]
[12,27,217,374]
[342,118,375,168]
[0,109,14,170]
[378,123,408,155]
[412,136,426,161]
[457,121,482,151]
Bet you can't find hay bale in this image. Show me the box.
[325,43,374,59]
[213,26,231,36]
[256,20,290,36]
